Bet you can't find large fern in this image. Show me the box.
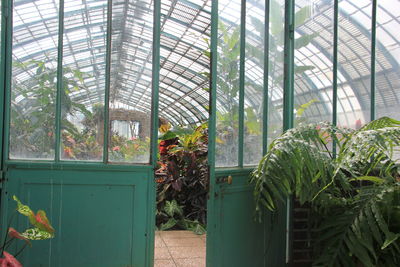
[250,117,400,266]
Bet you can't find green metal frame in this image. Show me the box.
[103,0,113,163]
[370,0,377,121]
[0,0,6,173]
[238,0,246,167]
[333,0,339,127]
[3,0,160,165]
[283,0,295,264]
[55,0,64,162]
[262,0,270,156]
[206,0,217,265]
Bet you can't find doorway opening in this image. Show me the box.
[153,0,211,265]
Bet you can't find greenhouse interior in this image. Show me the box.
[0,0,399,266]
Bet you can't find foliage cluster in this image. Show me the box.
[251,117,400,266]
[11,61,149,161]
[155,123,208,234]
[0,196,55,266]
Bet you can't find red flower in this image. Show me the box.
[112,146,120,151]
[0,251,23,267]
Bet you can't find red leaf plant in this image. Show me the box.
[0,251,22,267]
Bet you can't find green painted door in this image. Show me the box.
[207,169,268,267]
[206,0,287,266]
[0,0,160,266]
[2,166,154,267]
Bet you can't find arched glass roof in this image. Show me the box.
[215,0,400,131]
[9,0,400,128]
[11,0,211,127]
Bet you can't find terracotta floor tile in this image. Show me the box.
[154,259,177,267]
[158,230,198,239]
[175,258,206,267]
[155,234,166,248]
[168,246,206,259]
[163,237,205,247]
[155,231,207,266]
[155,247,172,260]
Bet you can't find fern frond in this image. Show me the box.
[360,117,400,131]
[251,123,343,211]
[314,185,400,267]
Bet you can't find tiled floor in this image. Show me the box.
[154,231,206,267]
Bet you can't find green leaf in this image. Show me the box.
[295,33,318,49]
[159,131,177,141]
[295,6,311,27]
[188,223,206,235]
[164,200,183,217]
[382,233,400,250]
[296,99,317,117]
[159,218,177,231]
[250,16,265,35]
[13,195,33,217]
[270,0,284,36]
[349,176,385,184]
[21,228,54,240]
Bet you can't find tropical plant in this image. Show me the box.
[250,117,400,266]
[10,60,91,158]
[156,200,206,235]
[156,123,208,234]
[0,196,55,266]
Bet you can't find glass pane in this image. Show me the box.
[244,0,265,166]
[375,0,400,121]
[267,0,285,145]
[216,0,241,167]
[10,0,59,159]
[61,0,107,161]
[294,0,333,125]
[108,0,153,163]
[337,0,372,129]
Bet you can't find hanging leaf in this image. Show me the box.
[295,6,311,27]
[270,0,284,36]
[296,99,317,117]
[250,16,265,36]
[295,32,319,49]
